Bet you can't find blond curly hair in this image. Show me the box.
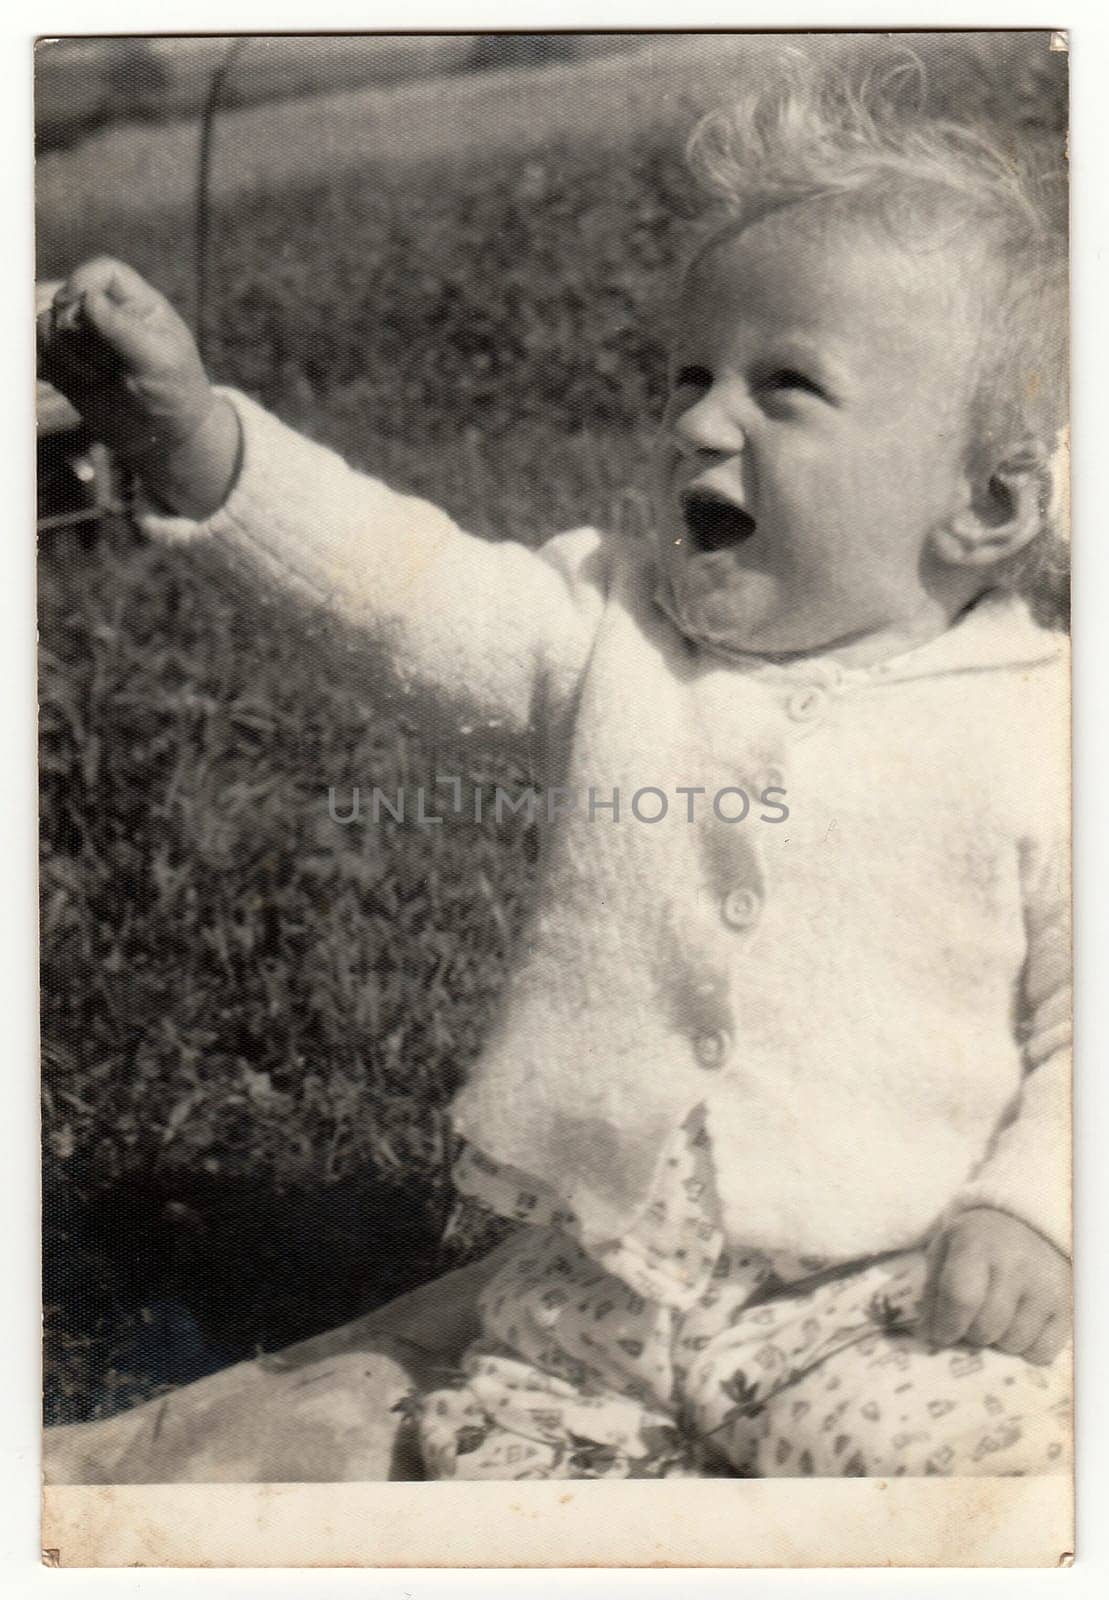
[685,45,1069,620]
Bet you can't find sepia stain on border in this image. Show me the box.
[41,1478,1075,1568]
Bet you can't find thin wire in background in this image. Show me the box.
[195,37,248,368]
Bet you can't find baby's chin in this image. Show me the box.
[667,558,777,654]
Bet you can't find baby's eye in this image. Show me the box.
[672,364,713,394]
[761,368,826,400]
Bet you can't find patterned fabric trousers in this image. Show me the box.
[417,1226,1071,1480]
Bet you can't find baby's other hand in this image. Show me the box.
[920,1207,1069,1365]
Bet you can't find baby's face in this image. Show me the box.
[653,201,985,658]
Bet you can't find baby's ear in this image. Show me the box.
[931,439,1054,569]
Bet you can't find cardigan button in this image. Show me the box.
[694,1030,729,1070]
[722,886,761,930]
[787,685,825,722]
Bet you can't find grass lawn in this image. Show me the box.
[38,34,1067,1425]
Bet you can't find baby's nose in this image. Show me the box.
[671,389,746,458]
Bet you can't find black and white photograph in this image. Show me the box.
[33,24,1073,1567]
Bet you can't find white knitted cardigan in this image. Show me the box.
[145,391,1072,1274]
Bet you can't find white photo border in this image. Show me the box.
[6,1,1107,1591]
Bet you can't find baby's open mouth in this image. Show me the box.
[680,489,757,553]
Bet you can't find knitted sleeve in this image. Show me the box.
[138,389,611,759]
[949,826,1072,1259]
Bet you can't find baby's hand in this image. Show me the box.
[38,258,213,461]
[920,1207,1069,1365]
[37,257,240,517]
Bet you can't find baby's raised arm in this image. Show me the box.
[39,259,608,756]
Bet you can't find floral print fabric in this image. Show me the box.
[417,1227,1071,1480]
[434,1116,1071,1480]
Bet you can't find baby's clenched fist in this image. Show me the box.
[920,1207,1069,1365]
[38,258,213,460]
[37,258,240,517]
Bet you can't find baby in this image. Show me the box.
[40,57,1071,1479]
